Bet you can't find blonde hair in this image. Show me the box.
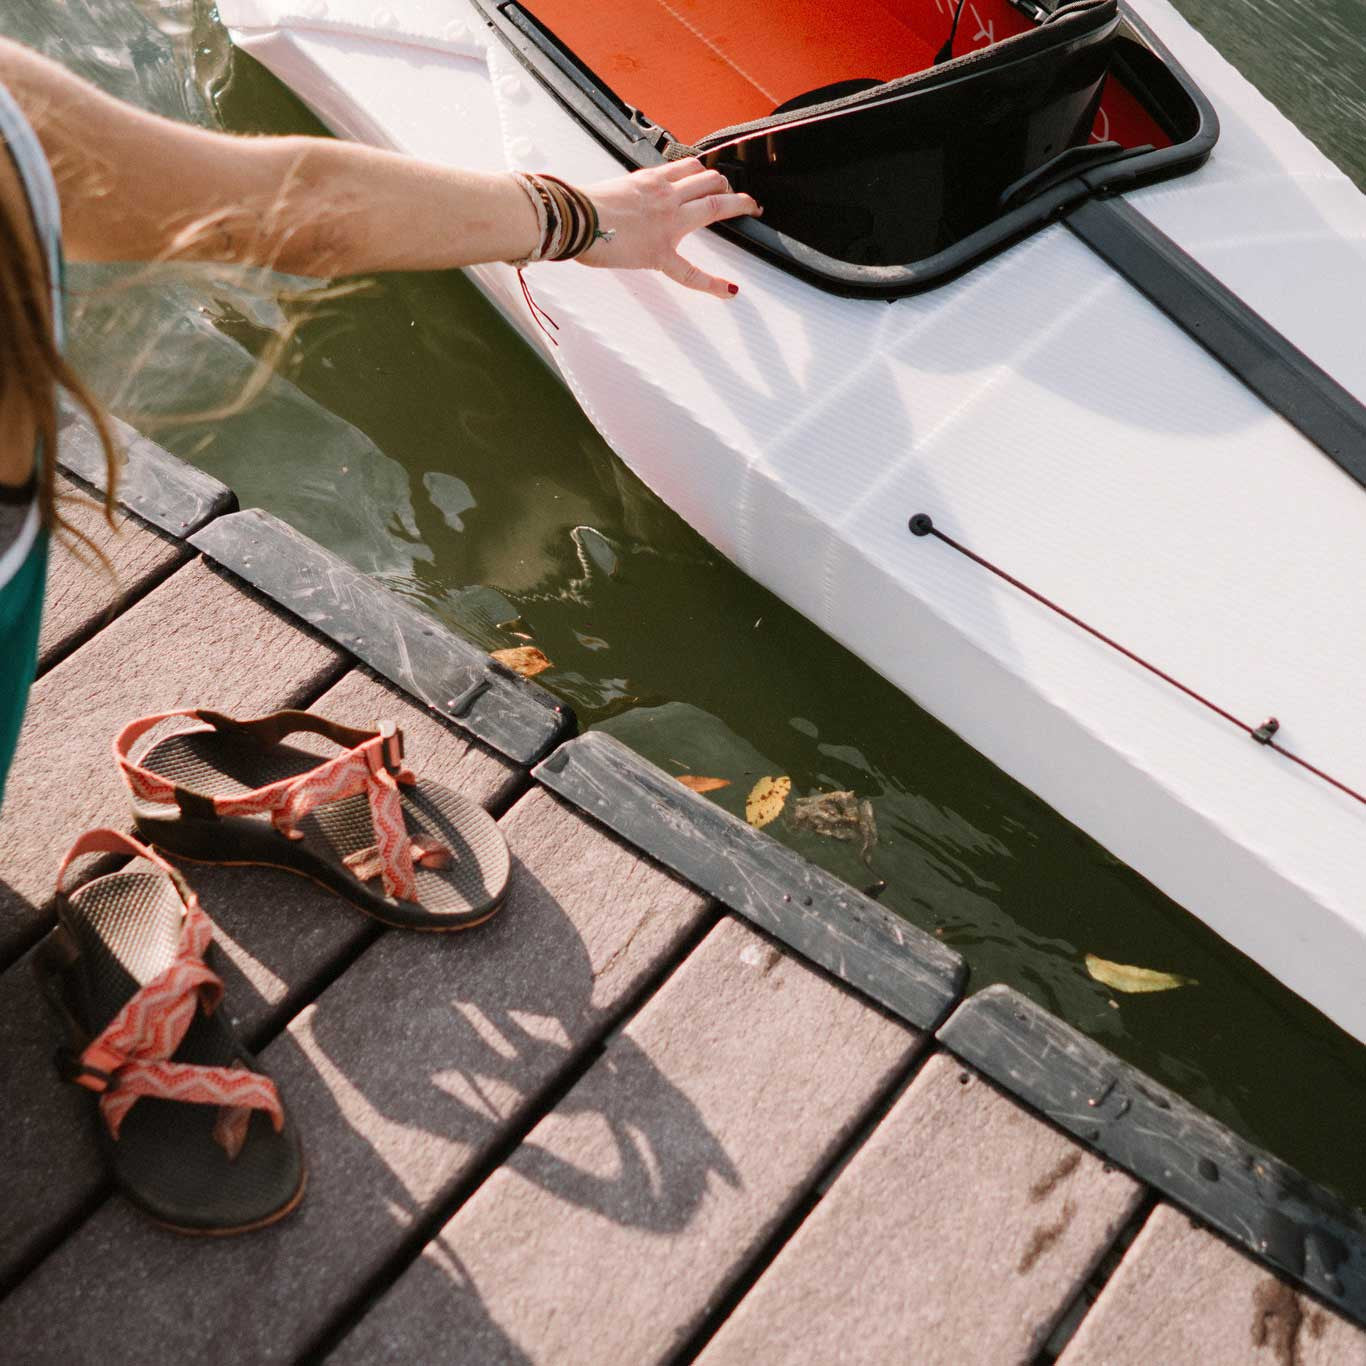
[0,181,119,548]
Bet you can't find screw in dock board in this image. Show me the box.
[908,513,934,537]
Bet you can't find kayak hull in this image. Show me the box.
[223,0,1366,1042]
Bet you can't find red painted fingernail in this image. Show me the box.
[727,283,739,295]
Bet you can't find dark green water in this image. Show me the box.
[12,0,1366,1204]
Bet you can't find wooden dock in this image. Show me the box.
[4,420,1366,1363]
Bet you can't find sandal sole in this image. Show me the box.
[144,1161,308,1237]
[158,845,508,933]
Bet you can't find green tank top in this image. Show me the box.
[0,78,63,809]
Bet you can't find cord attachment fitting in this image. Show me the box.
[1252,717,1280,746]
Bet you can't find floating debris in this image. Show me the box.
[678,775,731,794]
[491,645,553,679]
[788,789,879,863]
[1084,953,1197,994]
[573,525,619,577]
[746,775,791,829]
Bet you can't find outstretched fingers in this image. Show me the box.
[664,174,758,298]
[659,155,706,182]
[674,167,734,201]
[661,251,738,299]
[582,159,756,297]
[680,190,761,233]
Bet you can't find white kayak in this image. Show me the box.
[221,0,1366,1041]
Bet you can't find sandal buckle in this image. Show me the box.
[54,1046,119,1094]
[378,720,405,775]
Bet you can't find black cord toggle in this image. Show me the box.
[1252,717,1280,745]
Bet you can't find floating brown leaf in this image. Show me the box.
[678,775,731,794]
[491,646,552,679]
[746,775,791,829]
[1084,953,1197,994]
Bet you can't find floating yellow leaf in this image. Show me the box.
[1084,953,1197,994]
[491,646,552,679]
[678,775,731,794]
[746,775,791,829]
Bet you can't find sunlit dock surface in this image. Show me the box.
[2,418,1365,1364]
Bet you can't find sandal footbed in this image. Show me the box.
[130,729,511,929]
[59,865,304,1232]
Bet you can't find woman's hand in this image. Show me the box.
[579,158,761,299]
[0,37,761,285]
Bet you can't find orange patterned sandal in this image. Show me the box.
[113,708,511,931]
[34,830,304,1234]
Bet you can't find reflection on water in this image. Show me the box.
[71,271,435,578]
[1176,0,1366,187]
[11,0,1366,1205]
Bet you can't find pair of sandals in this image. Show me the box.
[34,707,512,1235]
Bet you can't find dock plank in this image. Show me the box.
[0,557,344,963]
[332,916,919,1366]
[1059,1204,1366,1365]
[39,476,188,672]
[0,790,711,1363]
[0,666,522,1289]
[697,1052,1144,1366]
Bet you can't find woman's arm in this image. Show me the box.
[0,37,758,297]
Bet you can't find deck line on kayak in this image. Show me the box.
[1066,195,1366,491]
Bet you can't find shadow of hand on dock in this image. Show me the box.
[0,789,729,1362]
[258,827,732,1350]
[293,847,732,1225]
[506,1034,740,1234]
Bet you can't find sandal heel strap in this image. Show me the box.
[113,710,404,813]
[194,707,379,753]
[56,828,196,908]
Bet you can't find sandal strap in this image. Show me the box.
[56,827,194,904]
[98,1058,283,1158]
[113,710,425,902]
[55,829,283,1150]
[265,731,419,900]
[194,708,378,752]
[112,708,387,808]
[113,709,214,808]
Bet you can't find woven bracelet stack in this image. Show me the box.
[509,172,606,266]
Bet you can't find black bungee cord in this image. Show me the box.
[934,0,971,64]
